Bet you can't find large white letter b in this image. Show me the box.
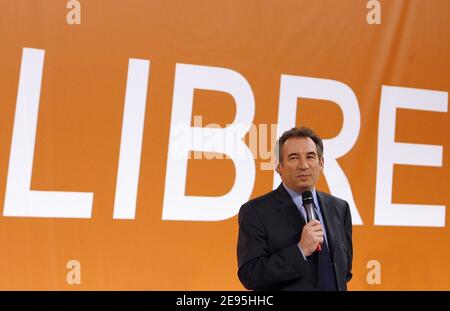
[162,64,255,221]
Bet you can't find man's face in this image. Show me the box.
[276,137,323,193]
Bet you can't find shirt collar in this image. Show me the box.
[282,183,320,209]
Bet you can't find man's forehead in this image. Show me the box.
[283,137,318,153]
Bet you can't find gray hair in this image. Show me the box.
[275,127,324,163]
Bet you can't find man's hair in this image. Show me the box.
[275,127,323,163]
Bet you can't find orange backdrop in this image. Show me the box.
[0,0,449,290]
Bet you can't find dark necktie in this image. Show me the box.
[312,204,338,291]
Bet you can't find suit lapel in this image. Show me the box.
[274,184,305,231]
[317,192,336,260]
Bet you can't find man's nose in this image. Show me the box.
[297,157,309,169]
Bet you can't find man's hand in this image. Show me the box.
[299,220,324,257]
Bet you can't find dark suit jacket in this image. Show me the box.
[237,183,353,291]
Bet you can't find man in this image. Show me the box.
[237,127,352,290]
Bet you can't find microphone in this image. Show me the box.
[302,190,322,252]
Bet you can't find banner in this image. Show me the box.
[0,0,448,290]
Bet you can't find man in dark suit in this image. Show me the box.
[237,127,352,290]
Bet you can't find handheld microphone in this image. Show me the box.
[302,190,322,252]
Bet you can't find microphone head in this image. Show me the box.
[301,190,314,204]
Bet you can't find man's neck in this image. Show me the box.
[282,183,316,197]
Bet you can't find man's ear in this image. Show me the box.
[319,156,324,169]
[275,160,281,175]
